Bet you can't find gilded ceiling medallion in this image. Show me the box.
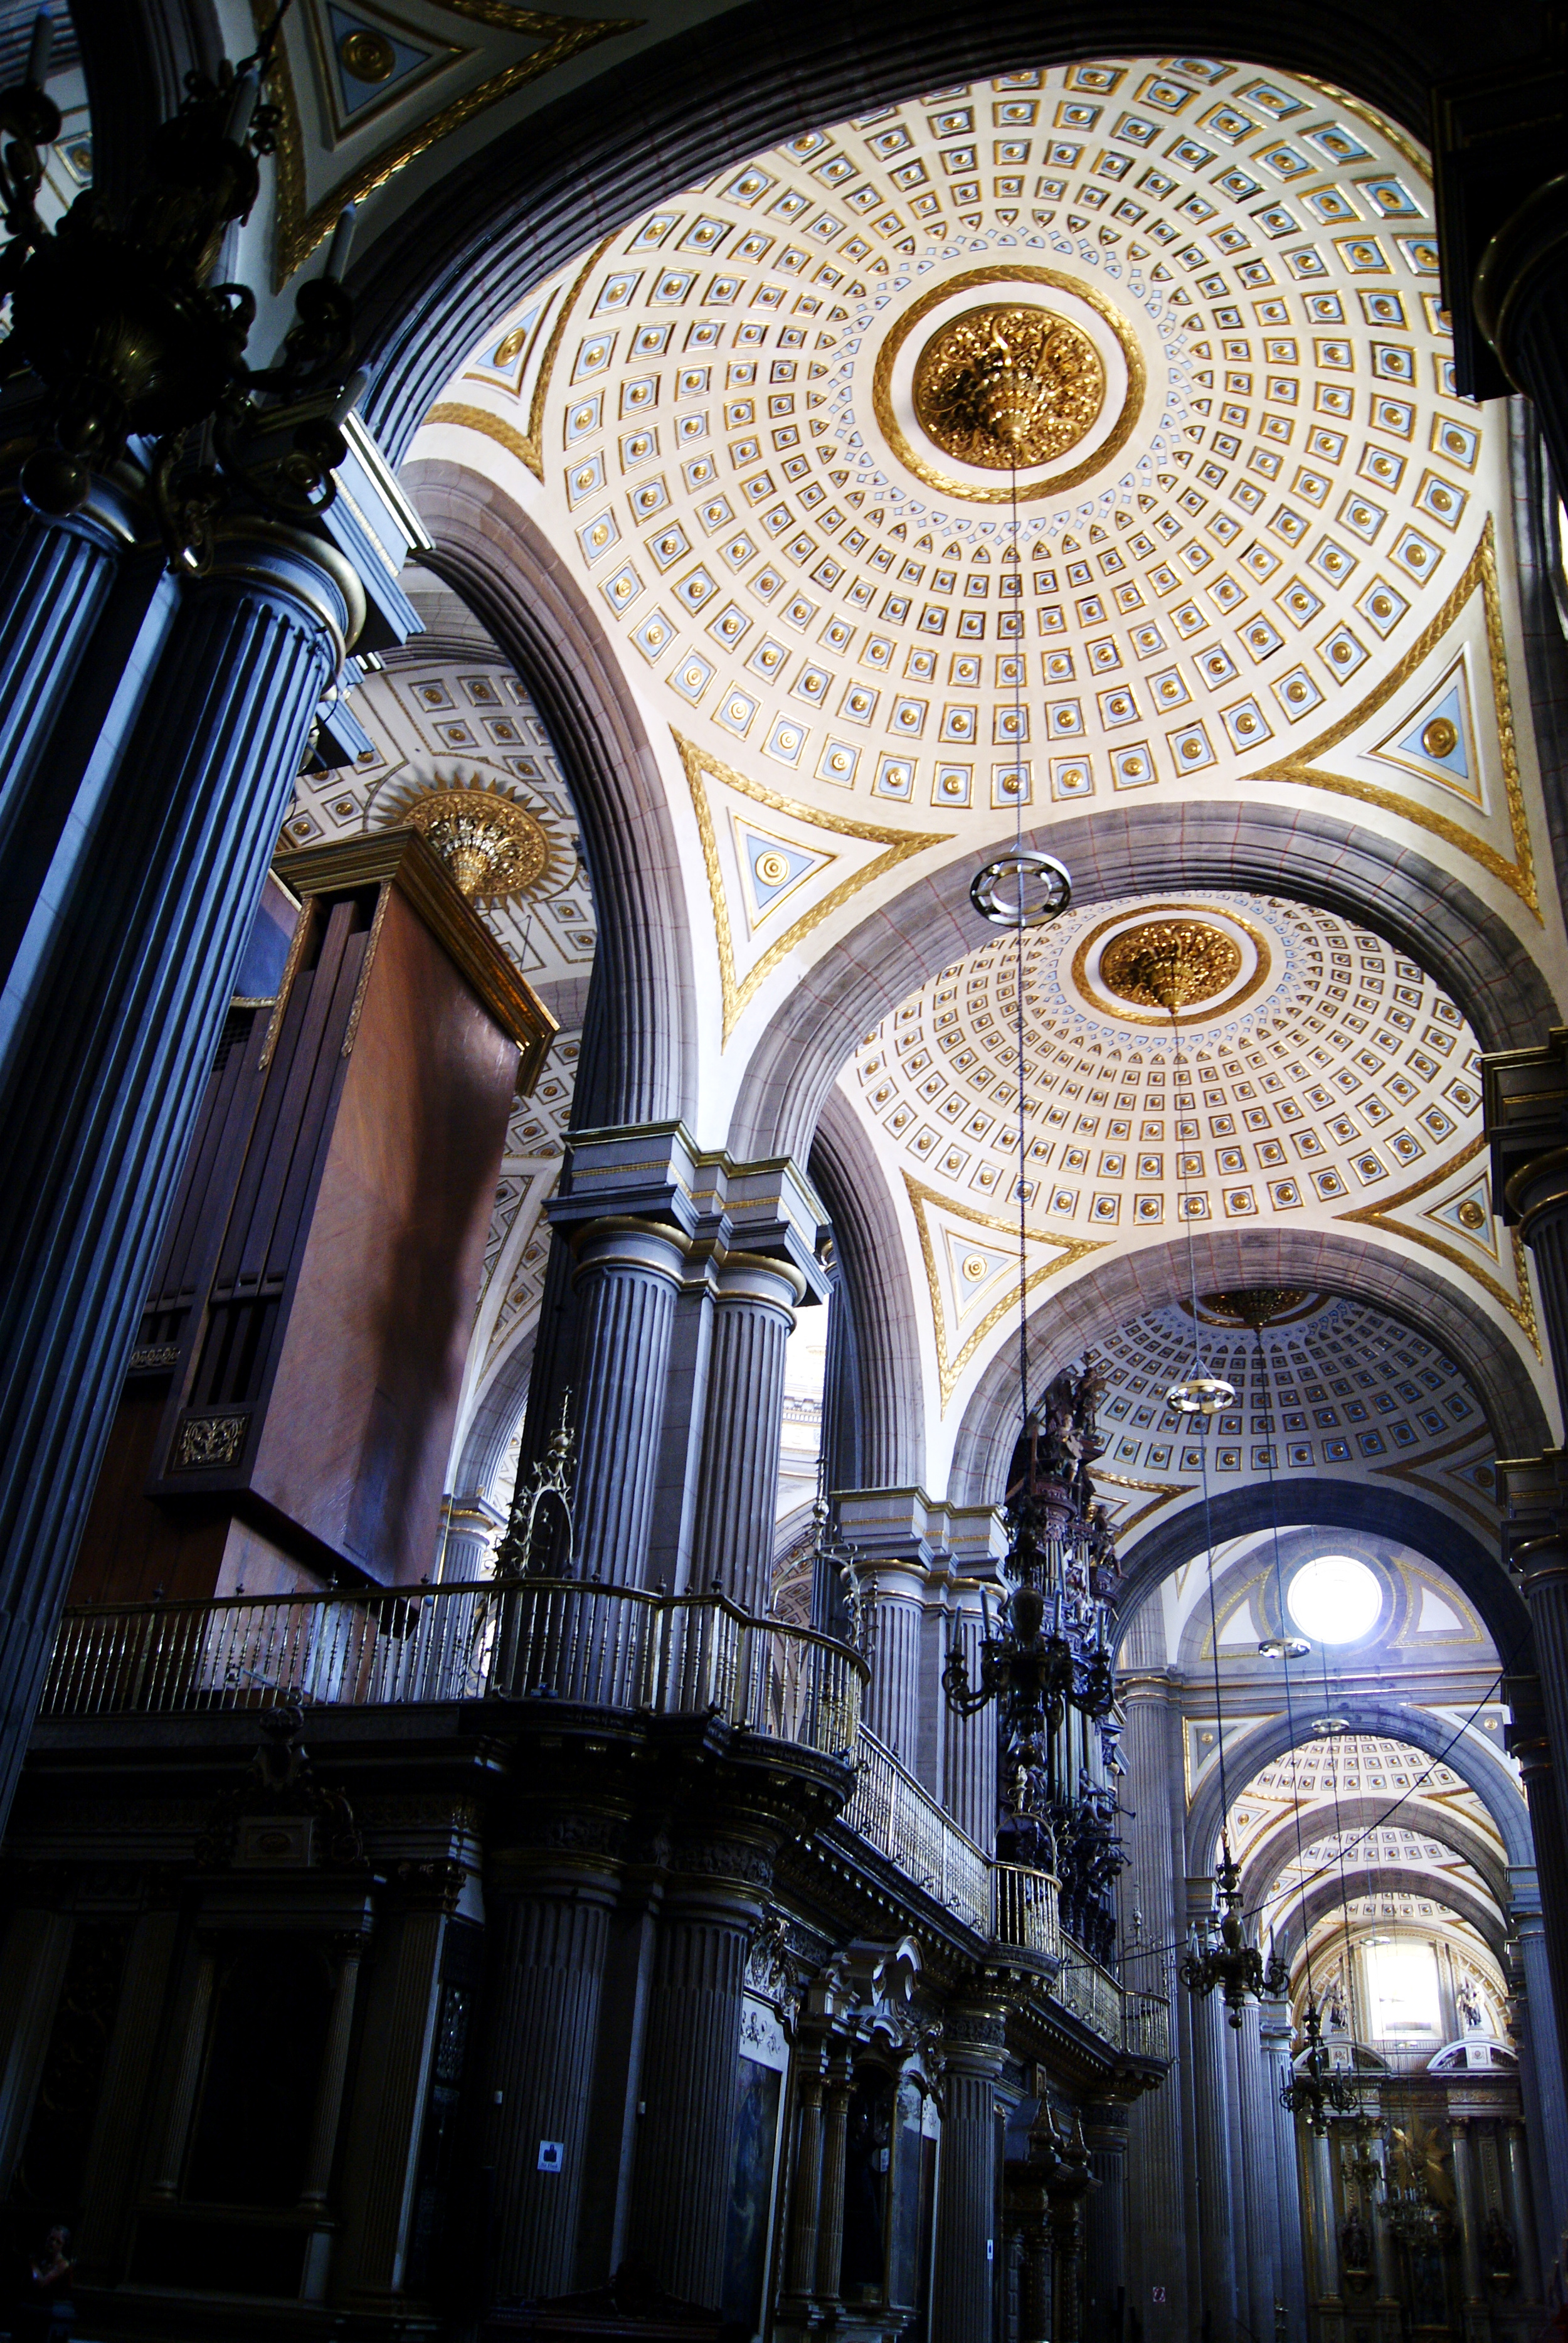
[871,264,1144,505]
[1099,920,1243,1013]
[1199,1287,1316,1328]
[399,773,552,903]
[911,304,1104,471]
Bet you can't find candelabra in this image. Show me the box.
[1182,1854,1290,2027]
[1278,1995,1361,2128]
[0,6,364,571]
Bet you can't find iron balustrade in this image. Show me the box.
[41,1584,1168,2063]
[40,1577,866,1755]
[841,1726,993,1935]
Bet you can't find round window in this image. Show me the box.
[1285,1554,1382,1645]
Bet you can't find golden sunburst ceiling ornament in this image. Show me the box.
[911,304,1105,470]
[386,768,552,903]
[1100,919,1243,1014]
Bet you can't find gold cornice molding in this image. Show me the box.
[1093,1469,1189,1536]
[901,1172,1106,1410]
[674,730,951,1043]
[260,3,638,288]
[272,826,558,1090]
[1251,519,1537,916]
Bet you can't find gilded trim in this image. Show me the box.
[901,1172,1106,1410]
[261,2,639,287]
[341,879,393,1056]
[424,236,611,479]
[1093,1469,1190,1536]
[1333,1131,1543,1354]
[1250,520,1538,916]
[675,730,951,1043]
[871,265,1145,504]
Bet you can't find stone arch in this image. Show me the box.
[724,800,1558,1167]
[1185,1696,1534,1877]
[1237,1795,1513,1918]
[810,1086,927,1492]
[450,1322,538,1510]
[403,459,700,1132]
[1271,1869,1510,1972]
[347,0,1558,464]
[946,1225,1550,1516]
[1113,1481,1532,1675]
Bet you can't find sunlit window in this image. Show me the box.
[1364,1940,1441,2036]
[1286,1554,1382,1645]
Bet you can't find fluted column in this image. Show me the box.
[941,1598,998,1851]
[625,1849,768,2307]
[0,518,361,1831]
[1308,2124,1343,2324]
[337,1898,449,2300]
[931,2002,1005,2343]
[75,1903,181,2279]
[438,1493,502,1581]
[815,2054,852,2307]
[1260,1994,1310,2343]
[1190,1950,1240,2339]
[299,1934,367,2211]
[1234,1995,1280,2343]
[485,1862,618,2299]
[1369,2132,1401,2329]
[782,2058,827,2303]
[1120,1645,1189,2342]
[1507,1865,1568,2274]
[1470,174,1568,558]
[0,486,143,920]
[1505,2119,1544,2305]
[689,1253,802,1614]
[566,1218,688,1584]
[1082,2100,1128,2343]
[865,1558,923,1766]
[1448,2115,1488,2336]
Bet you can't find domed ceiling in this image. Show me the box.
[425,53,1554,1030]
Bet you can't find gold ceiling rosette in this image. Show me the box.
[376,765,569,906]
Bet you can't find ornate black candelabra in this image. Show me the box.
[0,3,364,570]
[1277,1994,1362,2126]
[945,1363,1128,1962]
[1181,1854,1290,2028]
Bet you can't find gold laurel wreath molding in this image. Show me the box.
[1251,519,1537,916]
[675,733,951,1044]
[260,1,639,287]
[901,1172,1106,1410]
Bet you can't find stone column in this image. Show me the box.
[1234,1994,1282,2342]
[438,1493,503,1581]
[1308,2123,1343,2335]
[1189,1891,1239,2340]
[0,1906,71,2187]
[1505,2119,1544,2305]
[1369,2130,1402,2331]
[815,2053,853,2308]
[1507,1865,1568,2273]
[0,518,365,1832]
[1448,2115,1488,2336]
[941,1597,998,1851]
[1470,174,1568,547]
[647,1267,716,1594]
[1260,1994,1310,2343]
[1081,2098,1128,2343]
[1119,1642,1190,2342]
[931,2003,1005,2343]
[781,2056,827,2305]
[336,1892,451,2305]
[299,1933,368,2211]
[862,1556,923,1766]
[689,1253,803,1615]
[567,1218,689,1585]
[483,1841,622,2302]
[149,1943,216,2199]
[623,1844,768,2307]
[74,1903,181,2280]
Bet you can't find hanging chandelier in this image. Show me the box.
[1182,1852,1289,2026]
[1279,1995,1361,2130]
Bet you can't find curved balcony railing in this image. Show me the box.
[841,1728,992,1936]
[40,1578,866,1759]
[993,1861,1062,1965]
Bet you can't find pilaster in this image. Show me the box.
[930,2000,1005,2343]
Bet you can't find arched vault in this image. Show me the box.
[1271,1869,1511,1970]
[1237,1796,1512,1919]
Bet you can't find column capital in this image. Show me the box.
[1431,64,1568,401]
[834,1484,1007,1573]
[549,1121,829,1300]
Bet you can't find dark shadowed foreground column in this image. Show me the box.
[624,1832,771,2305]
[0,521,363,1829]
[932,2002,1005,2343]
[689,1252,803,1612]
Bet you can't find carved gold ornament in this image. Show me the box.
[403,774,551,903]
[339,28,396,81]
[1099,920,1243,1013]
[1200,1287,1313,1328]
[872,265,1144,504]
[911,304,1104,470]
